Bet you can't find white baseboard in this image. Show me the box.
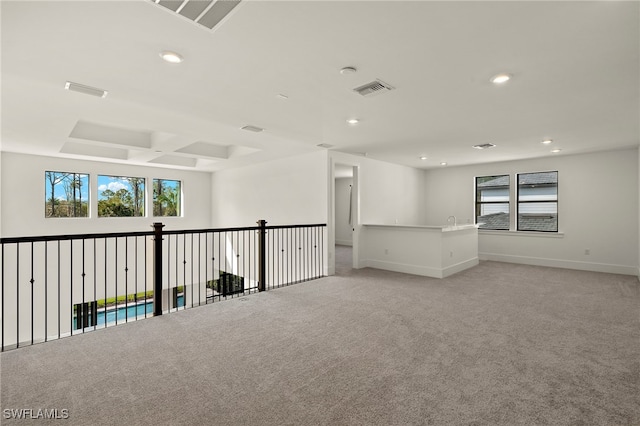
[335,239,353,247]
[443,257,480,278]
[359,257,479,279]
[479,252,637,276]
[360,259,444,278]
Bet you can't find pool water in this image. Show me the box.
[80,294,184,328]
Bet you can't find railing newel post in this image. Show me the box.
[153,222,165,316]
[257,220,267,292]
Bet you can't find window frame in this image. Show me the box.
[44,170,90,218]
[152,178,182,217]
[475,174,511,231]
[516,171,558,233]
[97,175,146,218]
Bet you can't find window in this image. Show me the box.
[517,171,558,232]
[97,175,145,217]
[45,171,89,218]
[153,179,181,217]
[475,175,510,230]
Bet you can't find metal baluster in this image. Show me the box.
[167,234,171,311]
[81,239,85,332]
[144,236,148,319]
[58,240,61,340]
[104,239,108,326]
[30,242,35,345]
[44,242,48,342]
[16,244,20,348]
[125,237,128,322]
[134,237,138,320]
[94,239,97,330]
[198,233,201,306]
[182,234,186,309]
[114,238,118,325]
[70,241,73,335]
[1,243,4,351]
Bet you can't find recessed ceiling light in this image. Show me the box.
[419,156,428,160]
[542,139,553,145]
[440,162,447,166]
[340,66,357,75]
[159,51,183,64]
[551,148,562,153]
[347,118,359,125]
[490,73,511,84]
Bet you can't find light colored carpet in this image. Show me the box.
[1,254,639,425]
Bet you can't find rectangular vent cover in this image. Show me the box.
[473,143,497,150]
[65,81,108,98]
[241,125,264,133]
[353,79,394,97]
[151,0,241,31]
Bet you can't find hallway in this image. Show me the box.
[334,244,353,276]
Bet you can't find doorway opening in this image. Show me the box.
[334,163,357,275]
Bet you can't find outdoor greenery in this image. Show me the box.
[97,286,184,308]
[97,176,145,217]
[45,172,182,219]
[153,179,180,216]
[97,291,154,308]
[45,171,89,217]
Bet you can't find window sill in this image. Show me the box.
[478,229,564,238]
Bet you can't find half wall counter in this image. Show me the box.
[358,224,479,278]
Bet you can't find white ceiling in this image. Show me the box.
[1,0,638,172]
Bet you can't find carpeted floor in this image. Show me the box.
[1,249,639,425]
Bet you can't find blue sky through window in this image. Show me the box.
[45,171,90,218]
[45,172,89,202]
[98,175,135,198]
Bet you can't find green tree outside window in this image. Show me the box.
[97,175,145,217]
[45,171,89,218]
[153,179,180,217]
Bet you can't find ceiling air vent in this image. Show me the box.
[241,125,264,133]
[65,81,108,98]
[353,79,394,97]
[150,0,242,31]
[473,143,496,150]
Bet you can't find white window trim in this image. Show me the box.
[479,229,564,238]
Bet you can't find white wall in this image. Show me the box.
[328,152,427,274]
[0,152,213,237]
[0,150,3,238]
[330,152,427,226]
[424,148,639,275]
[335,177,353,246]
[210,150,330,283]
[211,150,328,227]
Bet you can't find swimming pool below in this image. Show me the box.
[80,295,184,328]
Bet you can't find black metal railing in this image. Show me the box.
[0,220,326,351]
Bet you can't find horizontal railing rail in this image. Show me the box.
[0,230,154,244]
[1,220,326,351]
